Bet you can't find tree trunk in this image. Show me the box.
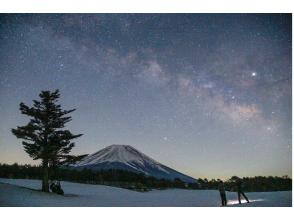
[42,160,49,192]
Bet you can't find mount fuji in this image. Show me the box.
[70,145,196,183]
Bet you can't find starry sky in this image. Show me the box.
[0,14,291,179]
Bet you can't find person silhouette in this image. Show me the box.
[218,180,227,206]
[236,178,249,204]
[49,180,64,195]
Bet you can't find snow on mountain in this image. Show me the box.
[70,145,196,183]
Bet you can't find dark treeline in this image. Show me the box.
[0,163,291,192]
[0,163,192,191]
[197,175,292,192]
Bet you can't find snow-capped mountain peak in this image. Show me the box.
[71,144,196,183]
[74,145,158,167]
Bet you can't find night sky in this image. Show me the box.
[0,14,291,179]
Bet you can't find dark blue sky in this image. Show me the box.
[0,14,291,179]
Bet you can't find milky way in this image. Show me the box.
[0,14,291,179]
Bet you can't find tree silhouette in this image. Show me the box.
[11,90,83,192]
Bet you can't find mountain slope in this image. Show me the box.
[70,145,196,183]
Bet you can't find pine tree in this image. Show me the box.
[11,90,83,192]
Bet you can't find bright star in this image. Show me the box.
[251,72,256,77]
[266,127,273,132]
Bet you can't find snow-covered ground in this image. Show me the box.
[0,178,291,207]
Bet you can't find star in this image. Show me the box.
[251,72,257,77]
[266,127,274,133]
